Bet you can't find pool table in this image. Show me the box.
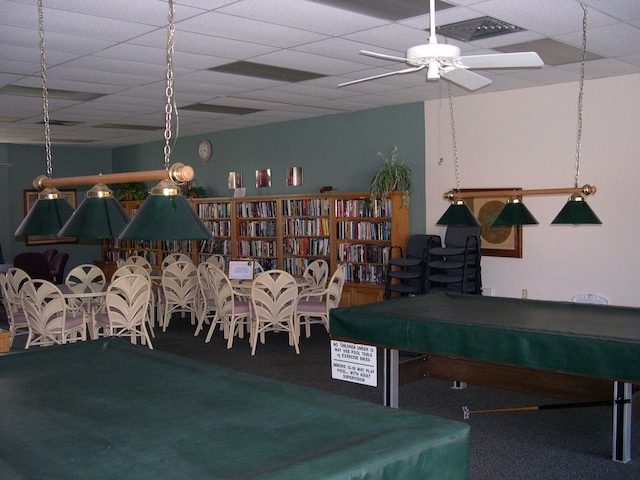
[330,292,640,463]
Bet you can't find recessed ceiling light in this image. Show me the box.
[496,39,602,66]
[0,85,104,101]
[308,0,454,21]
[95,123,162,131]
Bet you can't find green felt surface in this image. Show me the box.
[330,292,640,382]
[0,339,469,480]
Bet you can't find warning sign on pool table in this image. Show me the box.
[331,341,377,387]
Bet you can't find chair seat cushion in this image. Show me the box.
[297,299,325,314]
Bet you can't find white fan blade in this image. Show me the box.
[338,65,425,87]
[441,68,492,91]
[360,50,408,63]
[461,52,544,69]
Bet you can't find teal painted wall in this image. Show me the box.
[114,103,426,233]
[1,102,426,271]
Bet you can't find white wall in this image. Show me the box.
[425,74,640,307]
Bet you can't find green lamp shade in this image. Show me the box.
[551,194,602,225]
[118,186,212,241]
[492,198,539,226]
[58,196,129,239]
[436,200,481,227]
[15,192,75,237]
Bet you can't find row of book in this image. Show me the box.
[199,239,231,255]
[343,264,386,285]
[282,257,315,276]
[203,220,231,237]
[236,201,277,218]
[236,240,277,258]
[282,198,330,217]
[283,237,330,256]
[238,220,277,237]
[336,243,391,264]
[283,217,330,236]
[334,198,392,218]
[336,221,392,241]
[197,202,232,219]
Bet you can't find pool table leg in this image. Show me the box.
[613,381,632,463]
[383,348,399,408]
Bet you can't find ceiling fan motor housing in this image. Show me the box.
[406,44,461,65]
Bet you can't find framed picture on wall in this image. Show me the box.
[23,189,77,246]
[462,188,522,258]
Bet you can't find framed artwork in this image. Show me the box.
[23,189,77,246]
[462,188,522,258]
[286,167,303,186]
[228,171,242,189]
[255,169,271,188]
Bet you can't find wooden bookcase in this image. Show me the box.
[98,192,408,307]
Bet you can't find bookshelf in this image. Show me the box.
[99,192,408,307]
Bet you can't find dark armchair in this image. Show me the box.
[13,252,54,282]
[49,252,69,285]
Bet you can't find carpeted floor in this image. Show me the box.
[5,313,640,479]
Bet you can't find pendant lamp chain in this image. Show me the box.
[448,81,461,191]
[164,0,176,171]
[573,4,587,188]
[38,0,52,179]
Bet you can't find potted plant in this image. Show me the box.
[183,182,206,198]
[370,146,411,208]
[115,182,148,202]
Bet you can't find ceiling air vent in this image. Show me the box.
[435,16,524,42]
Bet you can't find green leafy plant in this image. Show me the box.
[370,146,411,208]
[184,185,206,198]
[115,182,148,201]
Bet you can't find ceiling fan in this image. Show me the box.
[338,0,543,91]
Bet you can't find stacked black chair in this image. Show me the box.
[426,226,482,295]
[384,234,441,300]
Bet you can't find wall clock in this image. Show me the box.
[197,139,212,162]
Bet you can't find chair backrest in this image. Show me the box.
[65,264,106,287]
[42,248,58,265]
[444,226,481,248]
[405,235,440,259]
[20,279,67,344]
[121,256,153,272]
[13,252,53,282]
[251,270,297,323]
[162,253,192,270]
[303,259,329,291]
[162,261,199,304]
[197,263,218,302]
[572,294,608,305]
[326,264,347,309]
[112,264,150,282]
[104,274,151,329]
[5,267,31,305]
[49,252,70,284]
[203,254,226,270]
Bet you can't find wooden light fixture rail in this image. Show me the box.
[443,184,596,201]
[32,163,194,190]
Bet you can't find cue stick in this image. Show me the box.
[463,399,631,420]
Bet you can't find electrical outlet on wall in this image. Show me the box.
[522,289,528,299]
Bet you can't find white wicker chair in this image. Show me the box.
[21,279,86,348]
[205,267,251,348]
[250,270,299,355]
[92,274,152,348]
[161,261,200,331]
[295,265,346,338]
[0,273,28,347]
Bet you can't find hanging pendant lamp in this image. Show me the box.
[15,0,74,238]
[58,183,129,238]
[118,0,211,242]
[551,193,601,225]
[492,197,538,226]
[437,82,481,227]
[437,199,481,227]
